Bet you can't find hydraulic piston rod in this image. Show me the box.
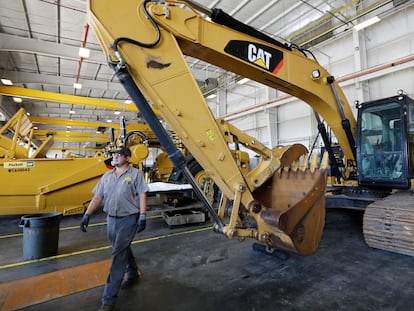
[112,64,224,232]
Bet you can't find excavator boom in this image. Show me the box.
[86,0,354,255]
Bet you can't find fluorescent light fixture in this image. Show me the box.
[13,97,22,103]
[78,47,91,58]
[114,111,121,115]
[1,78,13,85]
[124,99,133,104]
[67,126,72,129]
[106,119,113,123]
[237,77,250,85]
[206,94,217,99]
[69,109,76,114]
[73,83,82,89]
[354,16,380,31]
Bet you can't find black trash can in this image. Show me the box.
[19,212,63,260]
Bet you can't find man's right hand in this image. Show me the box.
[80,214,90,232]
[136,214,146,233]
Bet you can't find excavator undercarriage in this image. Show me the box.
[363,191,414,257]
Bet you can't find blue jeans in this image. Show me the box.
[102,213,139,306]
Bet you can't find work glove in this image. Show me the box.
[136,214,146,233]
[80,213,90,232]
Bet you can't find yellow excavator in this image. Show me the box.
[88,0,413,256]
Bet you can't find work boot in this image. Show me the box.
[98,304,115,311]
[121,270,141,289]
[121,276,139,289]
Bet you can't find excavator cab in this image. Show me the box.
[357,94,414,189]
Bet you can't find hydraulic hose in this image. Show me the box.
[120,116,127,145]
[313,110,342,183]
[327,76,357,161]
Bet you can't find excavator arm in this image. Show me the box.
[87,0,356,255]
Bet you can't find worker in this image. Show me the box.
[80,146,149,311]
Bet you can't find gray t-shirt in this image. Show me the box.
[93,166,150,217]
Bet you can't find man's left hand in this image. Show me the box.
[80,213,90,232]
[137,214,146,233]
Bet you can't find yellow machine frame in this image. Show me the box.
[0,108,112,215]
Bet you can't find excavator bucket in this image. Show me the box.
[253,151,328,255]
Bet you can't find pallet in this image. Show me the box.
[162,207,207,227]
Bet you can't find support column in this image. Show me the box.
[353,29,369,103]
[266,107,278,148]
[217,87,227,117]
[265,87,279,148]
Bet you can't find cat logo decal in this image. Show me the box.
[224,40,284,74]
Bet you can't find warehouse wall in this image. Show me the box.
[215,4,414,155]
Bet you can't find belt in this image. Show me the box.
[108,213,137,218]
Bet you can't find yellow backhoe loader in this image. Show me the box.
[88,0,414,257]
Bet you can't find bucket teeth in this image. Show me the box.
[300,154,309,171]
[320,152,329,170]
[292,158,300,171]
[310,153,319,173]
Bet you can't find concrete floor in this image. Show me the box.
[0,206,413,311]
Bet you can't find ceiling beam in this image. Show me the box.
[0,86,137,112]
[33,134,109,143]
[0,70,125,92]
[30,116,153,133]
[0,33,105,64]
[50,147,102,152]
[30,116,120,129]
[0,33,215,84]
[34,129,109,138]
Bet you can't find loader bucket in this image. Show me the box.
[253,153,328,255]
